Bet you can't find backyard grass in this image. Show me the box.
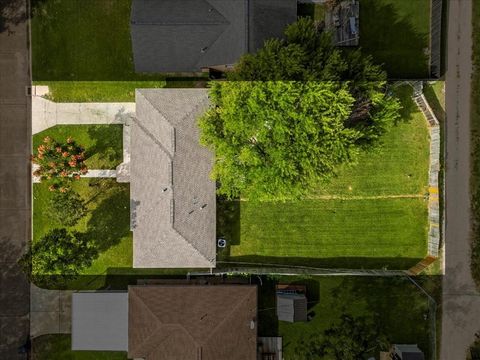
[33,125,123,169]
[359,0,430,78]
[33,179,132,275]
[32,334,127,360]
[256,276,438,360]
[218,85,430,269]
[31,0,165,80]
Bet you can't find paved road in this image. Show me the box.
[441,0,480,358]
[0,0,31,358]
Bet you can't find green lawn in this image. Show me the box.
[218,85,430,269]
[257,276,437,360]
[31,0,165,81]
[33,78,209,102]
[33,125,123,169]
[424,81,445,123]
[359,0,430,78]
[32,334,127,360]
[33,179,133,275]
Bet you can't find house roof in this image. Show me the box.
[128,285,258,360]
[130,0,297,72]
[276,294,308,323]
[71,292,128,351]
[131,89,216,268]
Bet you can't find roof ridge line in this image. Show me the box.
[171,226,214,265]
[133,92,173,158]
[201,287,255,344]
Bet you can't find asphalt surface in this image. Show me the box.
[0,0,31,358]
[441,0,480,358]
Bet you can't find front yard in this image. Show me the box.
[218,85,430,270]
[33,125,123,169]
[33,178,133,275]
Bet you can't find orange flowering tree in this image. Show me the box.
[32,136,88,191]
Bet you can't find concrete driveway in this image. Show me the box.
[0,0,31,358]
[441,0,480,358]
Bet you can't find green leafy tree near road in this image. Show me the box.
[20,228,97,276]
[48,190,88,227]
[200,19,400,200]
[297,314,389,360]
[32,136,87,192]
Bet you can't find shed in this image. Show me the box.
[276,293,308,323]
[71,292,128,351]
[392,344,425,360]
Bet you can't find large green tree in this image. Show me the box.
[48,190,88,227]
[20,228,97,276]
[200,18,400,200]
[297,314,389,360]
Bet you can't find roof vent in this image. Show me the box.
[200,204,207,210]
[250,320,255,330]
[201,47,208,53]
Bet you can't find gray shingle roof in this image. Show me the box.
[276,294,308,323]
[131,89,216,268]
[130,0,297,72]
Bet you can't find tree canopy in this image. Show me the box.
[297,314,389,360]
[199,18,401,200]
[48,190,88,227]
[20,228,97,276]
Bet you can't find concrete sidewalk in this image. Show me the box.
[32,96,135,134]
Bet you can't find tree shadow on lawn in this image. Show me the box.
[218,255,423,271]
[359,0,429,79]
[82,185,130,252]
[396,86,420,124]
[86,125,123,167]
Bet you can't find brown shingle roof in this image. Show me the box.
[128,285,258,360]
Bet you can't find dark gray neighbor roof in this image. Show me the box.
[71,292,128,351]
[248,0,298,52]
[130,0,297,73]
[131,89,216,268]
[276,294,308,323]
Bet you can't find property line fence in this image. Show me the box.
[430,0,444,78]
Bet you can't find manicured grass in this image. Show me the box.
[32,334,127,360]
[359,0,430,78]
[31,0,165,81]
[37,81,166,102]
[33,78,209,102]
[314,86,430,197]
[33,179,132,275]
[218,85,430,269]
[471,0,480,287]
[224,198,427,269]
[33,125,123,169]
[257,276,437,360]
